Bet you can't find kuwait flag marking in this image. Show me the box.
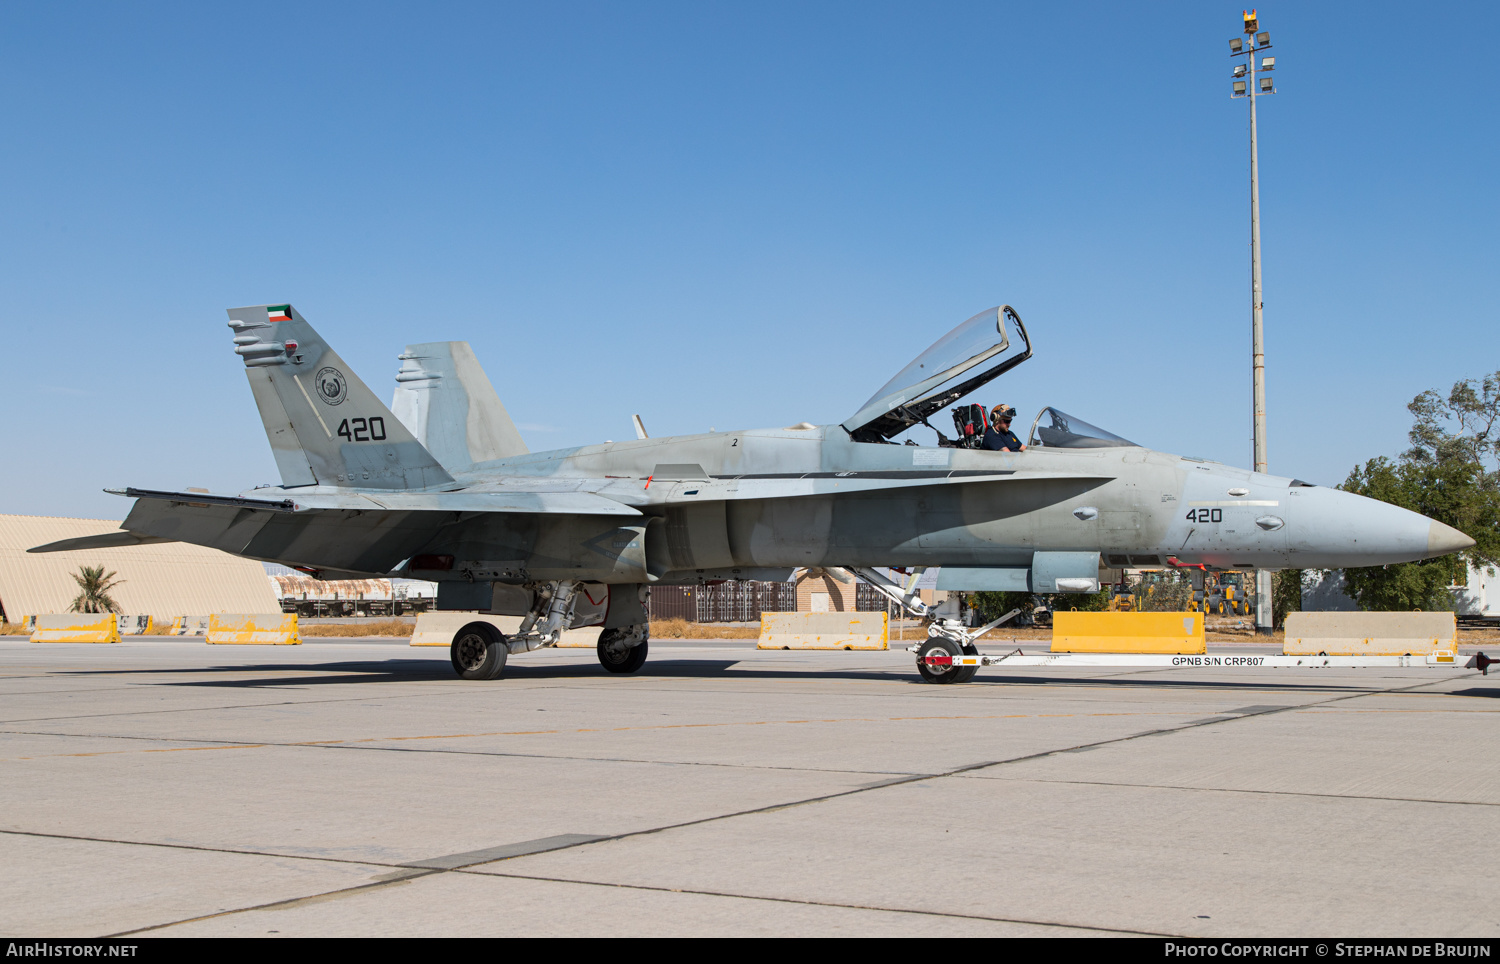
[267,305,292,322]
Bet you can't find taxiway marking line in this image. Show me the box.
[3,743,269,761]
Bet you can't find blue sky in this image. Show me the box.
[2,2,1494,519]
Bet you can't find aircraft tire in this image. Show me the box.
[598,632,648,674]
[916,638,967,684]
[952,643,980,683]
[451,623,508,680]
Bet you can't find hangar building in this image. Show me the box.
[0,514,278,621]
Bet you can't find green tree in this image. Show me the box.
[1339,373,1500,611]
[1135,571,1193,611]
[971,587,1111,623]
[1272,569,1302,629]
[970,591,1035,622]
[68,565,123,614]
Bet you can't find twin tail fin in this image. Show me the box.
[227,304,454,490]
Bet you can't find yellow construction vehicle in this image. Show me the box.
[1202,570,1254,616]
[1107,585,1136,611]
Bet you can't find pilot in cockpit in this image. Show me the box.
[982,405,1027,452]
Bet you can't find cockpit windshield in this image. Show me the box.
[1026,407,1137,449]
[842,305,1032,442]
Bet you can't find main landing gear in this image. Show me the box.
[447,580,651,680]
[597,626,649,674]
[451,622,507,680]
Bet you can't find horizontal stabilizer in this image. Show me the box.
[28,530,176,553]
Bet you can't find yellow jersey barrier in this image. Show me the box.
[758,611,889,650]
[1283,611,1455,657]
[31,613,121,644]
[1051,611,1206,654]
[206,613,301,645]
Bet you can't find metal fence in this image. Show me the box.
[855,582,890,612]
[649,580,893,622]
[279,598,432,618]
[648,582,799,623]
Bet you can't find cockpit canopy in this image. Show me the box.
[842,305,1032,441]
[1026,407,1137,449]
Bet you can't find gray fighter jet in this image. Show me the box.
[32,304,1473,682]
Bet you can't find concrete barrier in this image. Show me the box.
[31,613,121,644]
[1283,611,1455,656]
[411,612,599,648]
[1051,611,1205,654]
[117,615,152,636]
[206,613,301,645]
[757,611,888,650]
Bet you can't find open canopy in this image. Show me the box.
[842,305,1032,441]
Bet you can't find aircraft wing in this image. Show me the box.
[288,489,642,515]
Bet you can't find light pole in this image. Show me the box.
[1229,10,1277,633]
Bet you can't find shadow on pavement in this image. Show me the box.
[48,656,1399,692]
[162,659,754,687]
[1447,687,1500,699]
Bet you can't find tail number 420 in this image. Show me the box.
[1186,508,1223,523]
[337,417,387,442]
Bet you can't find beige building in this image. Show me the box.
[795,569,858,612]
[0,515,278,620]
[793,568,940,613]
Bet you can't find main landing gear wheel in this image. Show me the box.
[451,623,508,680]
[597,629,648,674]
[916,637,969,684]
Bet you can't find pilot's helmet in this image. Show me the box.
[991,405,1017,427]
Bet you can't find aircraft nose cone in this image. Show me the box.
[1427,521,1475,558]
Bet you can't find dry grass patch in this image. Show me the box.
[299,618,414,637]
[1,622,29,636]
[649,618,759,639]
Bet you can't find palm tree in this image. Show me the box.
[69,565,123,614]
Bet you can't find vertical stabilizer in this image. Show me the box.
[390,342,528,472]
[227,304,454,489]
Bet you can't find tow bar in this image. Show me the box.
[913,645,1489,681]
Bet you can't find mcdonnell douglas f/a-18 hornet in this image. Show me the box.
[33,304,1473,682]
